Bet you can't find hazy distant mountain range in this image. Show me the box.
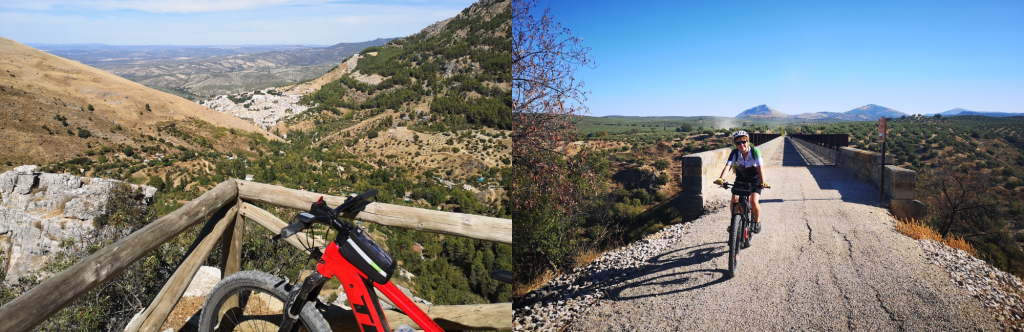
[736,104,906,120]
[736,104,1023,120]
[34,39,393,99]
[925,108,1024,118]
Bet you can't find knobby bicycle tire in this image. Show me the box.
[728,214,742,278]
[198,270,332,332]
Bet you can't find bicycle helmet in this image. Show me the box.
[732,130,749,139]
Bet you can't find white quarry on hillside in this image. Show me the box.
[0,165,156,284]
[198,87,311,129]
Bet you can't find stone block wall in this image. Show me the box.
[678,136,785,219]
[790,137,926,219]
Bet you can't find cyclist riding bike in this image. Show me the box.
[714,131,770,233]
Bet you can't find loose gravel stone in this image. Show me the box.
[918,239,1024,331]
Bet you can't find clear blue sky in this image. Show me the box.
[546,0,1024,117]
[0,0,476,45]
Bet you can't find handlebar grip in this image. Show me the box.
[279,221,308,239]
[490,270,513,284]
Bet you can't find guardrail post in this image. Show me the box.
[126,203,239,332]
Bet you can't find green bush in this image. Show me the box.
[654,159,670,171]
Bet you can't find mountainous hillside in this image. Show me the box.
[791,104,907,120]
[736,104,789,118]
[0,2,514,324]
[278,0,512,178]
[0,36,274,170]
[80,39,393,99]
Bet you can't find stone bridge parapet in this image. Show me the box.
[790,137,927,219]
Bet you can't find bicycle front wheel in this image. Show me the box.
[198,270,331,332]
[728,214,742,278]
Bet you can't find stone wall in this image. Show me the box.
[0,165,156,284]
[789,137,926,219]
[678,136,785,219]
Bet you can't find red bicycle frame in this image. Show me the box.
[316,241,444,332]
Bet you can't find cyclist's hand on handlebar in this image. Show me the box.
[761,182,770,189]
[714,178,724,186]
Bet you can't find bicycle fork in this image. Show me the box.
[279,271,328,332]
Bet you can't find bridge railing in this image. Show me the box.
[0,179,512,332]
[788,134,849,151]
[749,133,781,146]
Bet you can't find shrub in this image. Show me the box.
[654,159,670,171]
[87,104,94,111]
[122,146,134,157]
[78,129,92,139]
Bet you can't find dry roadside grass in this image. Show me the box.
[895,218,976,256]
[513,269,556,299]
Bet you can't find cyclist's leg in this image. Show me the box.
[731,194,739,214]
[750,192,760,223]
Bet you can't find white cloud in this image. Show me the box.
[1,0,352,13]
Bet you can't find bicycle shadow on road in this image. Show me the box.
[603,242,729,302]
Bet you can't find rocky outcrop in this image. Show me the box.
[0,165,155,284]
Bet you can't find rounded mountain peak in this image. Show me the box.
[737,104,790,118]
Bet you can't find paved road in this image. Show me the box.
[572,138,999,331]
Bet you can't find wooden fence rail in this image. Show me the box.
[236,180,513,244]
[0,179,512,332]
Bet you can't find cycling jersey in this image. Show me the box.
[726,147,763,181]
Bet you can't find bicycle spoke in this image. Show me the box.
[213,288,308,332]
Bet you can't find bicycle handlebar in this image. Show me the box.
[719,181,770,189]
[273,189,378,242]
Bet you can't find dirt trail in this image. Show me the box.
[572,137,999,331]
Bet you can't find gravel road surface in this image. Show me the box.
[571,138,1000,331]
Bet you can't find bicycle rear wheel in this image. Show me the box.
[728,214,742,278]
[198,270,331,332]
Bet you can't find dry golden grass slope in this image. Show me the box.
[0,36,276,168]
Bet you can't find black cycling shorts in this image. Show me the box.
[734,177,763,196]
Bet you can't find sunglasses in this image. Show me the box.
[735,141,748,145]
